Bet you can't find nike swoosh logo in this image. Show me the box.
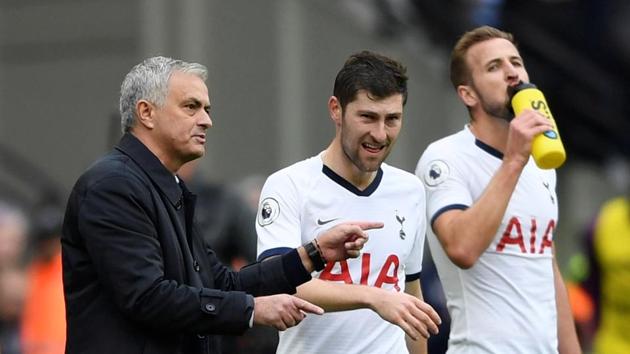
[317,218,339,225]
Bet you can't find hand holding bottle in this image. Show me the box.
[509,82,566,169]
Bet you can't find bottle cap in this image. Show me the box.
[508,81,538,117]
[507,81,537,99]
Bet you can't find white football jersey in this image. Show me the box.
[416,125,559,354]
[256,153,426,354]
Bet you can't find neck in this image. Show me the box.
[322,140,377,190]
[469,113,509,153]
[131,130,181,174]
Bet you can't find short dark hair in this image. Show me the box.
[333,50,408,111]
[450,26,516,89]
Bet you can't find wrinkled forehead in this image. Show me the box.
[167,71,210,103]
[348,90,404,109]
[466,38,521,69]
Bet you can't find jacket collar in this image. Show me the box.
[115,133,183,208]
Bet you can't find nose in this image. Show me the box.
[199,111,213,129]
[505,62,520,83]
[370,121,387,143]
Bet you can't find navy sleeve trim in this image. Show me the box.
[257,247,292,262]
[405,271,422,282]
[430,204,469,227]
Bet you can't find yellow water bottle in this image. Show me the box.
[509,82,566,169]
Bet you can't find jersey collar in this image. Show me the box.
[475,139,504,160]
[322,165,383,197]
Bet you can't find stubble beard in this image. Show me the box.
[473,83,514,121]
[341,133,389,173]
[482,98,514,121]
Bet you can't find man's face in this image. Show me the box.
[152,71,212,166]
[338,90,403,173]
[465,38,529,119]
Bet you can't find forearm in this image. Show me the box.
[405,281,426,354]
[295,278,381,312]
[406,336,426,354]
[244,239,355,297]
[295,278,441,341]
[297,242,316,273]
[237,249,311,296]
[436,160,523,267]
[553,257,582,354]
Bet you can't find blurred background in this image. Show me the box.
[0,0,628,353]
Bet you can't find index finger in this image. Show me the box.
[347,221,384,231]
[294,298,324,315]
[522,110,553,127]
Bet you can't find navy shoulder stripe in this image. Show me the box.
[431,204,469,226]
[405,271,422,282]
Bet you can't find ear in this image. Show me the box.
[136,99,155,129]
[328,96,342,127]
[457,85,478,108]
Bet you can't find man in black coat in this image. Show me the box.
[61,56,380,354]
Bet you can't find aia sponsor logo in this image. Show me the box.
[496,216,555,254]
[319,253,401,291]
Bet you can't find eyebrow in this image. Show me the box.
[357,110,402,117]
[485,55,522,67]
[185,98,202,106]
[484,58,501,67]
[184,97,210,109]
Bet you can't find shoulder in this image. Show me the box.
[72,150,148,198]
[264,155,322,189]
[416,129,469,179]
[598,196,629,220]
[421,129,469,162]
[382,163,423,190]
[380,164,426,204]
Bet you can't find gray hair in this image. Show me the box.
[119,56,208,133]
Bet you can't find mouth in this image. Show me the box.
[192,134,206,144]
[362,142,385,154]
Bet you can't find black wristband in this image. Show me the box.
[303,241,326,271]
